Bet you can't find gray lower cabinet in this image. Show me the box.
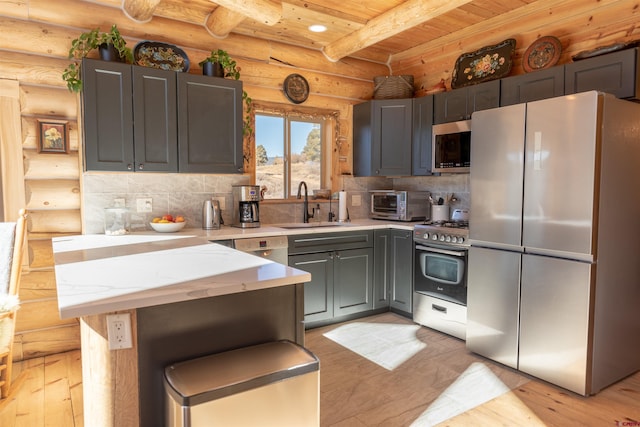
[288,231,374,327]
[565,47,640,99]
[374,229,414,314]
[83,58,242,173]
[500,66,565,106]
[353,99,413,176]
[434,79,500,123]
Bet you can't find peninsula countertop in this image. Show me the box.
[53,219,417,319]
[53,234,311,319]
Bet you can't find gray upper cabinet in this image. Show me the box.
[177,73,243,173]
[83,59,243,173]
[83,59,134,172]
[353,99,412,177]
[412,95,434,175]
[565,47,640,99]
[500,66,565,106]
[434,80,500,124]
[133,66,178,172]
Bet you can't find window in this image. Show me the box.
[255,112,325,199]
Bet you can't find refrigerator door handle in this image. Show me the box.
[524,247,594,263]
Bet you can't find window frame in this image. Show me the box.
[254,110,327,200]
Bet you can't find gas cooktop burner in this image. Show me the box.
[422,220,469,229]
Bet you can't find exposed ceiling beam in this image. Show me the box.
[322,0,473,62]
[210,0,282,26]
[205,7,246,38]
[122,0,162,23]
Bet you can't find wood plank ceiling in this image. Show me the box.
[121,0,539,64]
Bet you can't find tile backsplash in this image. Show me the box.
[82,173,469,234]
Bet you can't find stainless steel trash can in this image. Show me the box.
[164,340,320,427]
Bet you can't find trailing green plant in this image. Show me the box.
[62,24,133,92]
[200,49,253,136]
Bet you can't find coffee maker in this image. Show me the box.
[232,185,260,228]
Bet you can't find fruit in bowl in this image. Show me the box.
[150,214,186,232]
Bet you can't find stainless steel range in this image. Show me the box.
[412,221,469,340]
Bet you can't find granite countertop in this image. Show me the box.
[53,219,417,319]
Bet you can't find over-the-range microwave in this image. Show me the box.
[432,120,471,173]
[370,190,430,221]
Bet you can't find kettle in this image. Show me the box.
[202,199,221,230]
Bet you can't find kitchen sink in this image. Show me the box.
[271,222,345,229]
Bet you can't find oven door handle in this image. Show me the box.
[415,244,466,257]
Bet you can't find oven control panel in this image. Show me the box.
[414,224,469,247]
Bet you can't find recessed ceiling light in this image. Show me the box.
[308,24,327,33]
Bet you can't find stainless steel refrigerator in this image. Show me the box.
[467,91,640,396]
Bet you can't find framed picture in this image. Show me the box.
[37,119,69,154]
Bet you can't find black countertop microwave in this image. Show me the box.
[432,120,471,173]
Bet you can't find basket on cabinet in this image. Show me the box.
[373,75,414,99]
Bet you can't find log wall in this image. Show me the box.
[1,0,638,360]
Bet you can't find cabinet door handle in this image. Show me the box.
[127,163,133,170]
[138,163,144,170]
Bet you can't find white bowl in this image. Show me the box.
[150,221,186,233]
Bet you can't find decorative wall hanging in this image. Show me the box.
[451,38,516,89]
[572,40,639,61]
[134,41,189,72]
[37,119,69,154]
[523,36,562,72]
[283,74,309,104]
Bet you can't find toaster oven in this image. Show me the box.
[370,190,430,221]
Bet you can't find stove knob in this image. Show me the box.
[431,234,439,241]
[423,232,429,240]
[458,237,465,244]
[439,235,446,242]
[445,235,451,242]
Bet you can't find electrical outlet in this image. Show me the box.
[113,198,125,208]
[213,197,225,210]
[352,194,361,207]
[106,313,132,350]
[136,198,153,213]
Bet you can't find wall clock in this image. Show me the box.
[283,73,309,104]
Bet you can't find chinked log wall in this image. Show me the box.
[1,0,638,360]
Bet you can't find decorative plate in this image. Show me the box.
[572,41,639,61]
[283,74,309,104]
[134,41,190,72]
[523,36,562,73]
[451,38,516,89]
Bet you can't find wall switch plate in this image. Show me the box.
[213,197,225,210]
[106,313,133,350]
[136,198,153,213]
[352,194,361,207]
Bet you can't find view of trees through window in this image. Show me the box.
[255,114,323,199]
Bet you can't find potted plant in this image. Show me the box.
[62,24,134,92]
[199,49,239,79]
[200,49,253,136]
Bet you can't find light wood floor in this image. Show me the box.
[1,312,639,426]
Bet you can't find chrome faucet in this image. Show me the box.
[296,181,314,223]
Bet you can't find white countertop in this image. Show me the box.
[53,219,417,319]
[53,235,311,319]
